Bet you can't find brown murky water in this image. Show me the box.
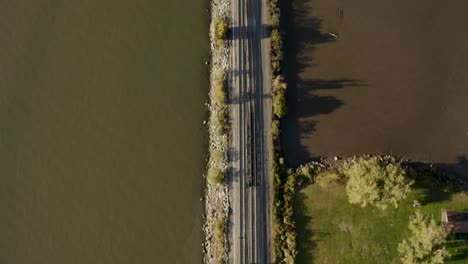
[0,1,208,263]
[282,0,468,175]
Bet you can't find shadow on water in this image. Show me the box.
[279,0,366,167]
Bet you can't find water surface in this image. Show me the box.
[282,0,468,174]
[0,1,208,263]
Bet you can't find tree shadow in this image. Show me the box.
[228,24,270,40]
[294,190,316,263]
[446,233,468,262]
[279,0,366,167]
[294,187,329,263]
[405,155,468,203]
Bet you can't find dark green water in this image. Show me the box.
[0,1,208,263]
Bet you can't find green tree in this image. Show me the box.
[342,157,413,210]
[398,210,449,264]
[273,94,287,118]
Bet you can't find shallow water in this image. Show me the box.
[0,1,208,263]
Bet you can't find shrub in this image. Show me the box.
[214,216,225,242]
[273,75,287,94]
[267,0,280,27]
[271,29,282,47]
[272,119,280,140]
[398,210,449,263]
[300,166,314,180]
[213,216,226,263]
[213,110,225,135]
[207,167,224,185]
[271,29,283,74]
[213,71,225,107]
[279,157,285,165]
[316,171,344,191]
[268,11,280,27]
[280,173,299,263]
[215,19,229,41]
[273,92,288,118]
[342,157,413,210]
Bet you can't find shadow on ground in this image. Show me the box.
[406,155,468,199]
[294,189,328,264]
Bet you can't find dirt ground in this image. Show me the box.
[281,0,468,176]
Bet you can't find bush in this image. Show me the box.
[271,29,282,49]
[273,92,288,118]
[342,157,413,210]
[273,75,287,94]
[398,210,449,263]
[213,71,225,107]
[272,119,280,140]
[316,171,344,191]
[267,0,280,27]
[214,216,225,242]
[300,166,314,180]
[213,110,225,135]
[280,173,299,263]
[207,167,224,185]
[215,19,229,41]
[271,29,283,74]
[213,216,226,263]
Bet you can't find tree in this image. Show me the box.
[398,210,449,264]
[342,157,413,210]
[273,94,287,118]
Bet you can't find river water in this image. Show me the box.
[0,1,207,263]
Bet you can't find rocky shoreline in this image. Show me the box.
[203,0,230,263]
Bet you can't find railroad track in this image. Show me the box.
[229,0,271,263]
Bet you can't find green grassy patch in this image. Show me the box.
[295,184,468,263]
[447,233,468,263]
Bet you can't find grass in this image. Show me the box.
[295,183,468,263]
[447,233,468,263]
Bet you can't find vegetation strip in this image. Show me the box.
[203,0,230,263]
[265,0,302,262]
[265,0,298,262]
